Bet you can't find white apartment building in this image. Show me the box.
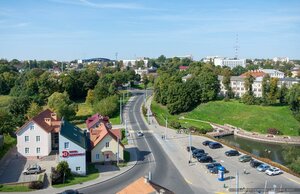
[260,69,285,78]
[122,58,148,68]
[273,57,289,63]
[214,58,246,69]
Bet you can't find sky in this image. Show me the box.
[0,0,300,61]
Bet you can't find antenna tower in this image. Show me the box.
[234,34,239,59]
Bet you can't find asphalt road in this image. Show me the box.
[79,91,193,194]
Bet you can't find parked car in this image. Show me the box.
[23,164,42,175]
[194,152,208,159]
[186,146,196,152]
[60,190,79,194]
[265,167,283,176]
[192,148,205,155]
[239,155,252,162]
[209,142,223,149]
[250,159,263,168]
[257,164,271,172]
[202,140,213,146]
[209,166,229,174]
[225,150,240,156]
[205,163,222,170]
[197,156,213,163]
[137,131,144,137]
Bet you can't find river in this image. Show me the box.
[220,135,300,165]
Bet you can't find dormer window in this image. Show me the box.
[30,125,34,130]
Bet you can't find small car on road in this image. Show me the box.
[194,152,208,159]
[202,140,213,146]
[137,131,144,137]
[239,155,252,162]
[186,146,196,152]
[59,190,79,194]
[225,150,240,156]
[257,164,271,172]
[197,156,213,163]
[209,166,229,174]
[265,167,282,176]
[23,164,42,175]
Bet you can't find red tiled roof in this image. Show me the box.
[86,113,109,129]
[179,66,189,70]
[16,109,61,134]
[240,70,266,78]
[90,123,124,149]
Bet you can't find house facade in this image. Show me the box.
[87,113,124,163]
[59,119,87,175]
[16,109,60,157]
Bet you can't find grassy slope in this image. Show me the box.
[0,185,32,192]
[0,134,17,159]
[151,100,299,136]
[186,100,299,135]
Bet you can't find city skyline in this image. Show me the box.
[1,0,300,61]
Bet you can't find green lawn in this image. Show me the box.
[151,100,300,136]
[151,101,212,131]
[52,164,99,188]
[0,185,33,192]
[0,95,13,109]
[0,134,17,159]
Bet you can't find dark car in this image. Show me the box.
[225,150,240,156]
[186,146,196,152]
[250,159,263,168]
[60,190,79,194]
[205,163,221,169]
[209,142,223,149]
[239,155,252,162]
[202,140,213,146]
[209,166,229,174]
[197,156,213,163]
[194,152,208,158]
[192,148,205,154]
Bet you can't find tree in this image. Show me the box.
[8,96,31,125]
[26,102,43,120]
[262,74,270,104]
[0,109,15,134]
[279,83,288,104]
[268,78,279,104]
[85,89,95,105]
[47,92,77,120]
[222,69,233,99]
[38,72,60,102]
[93,95,119,117]
[142,74,149,89]
[286,84,300,112]
[242,74,255,105]
[56,161,71,178]
[231,66,246,76]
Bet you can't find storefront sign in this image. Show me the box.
[62,150,85,158]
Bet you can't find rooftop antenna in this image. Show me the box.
[115,52,118,61]
[234,34,239,59]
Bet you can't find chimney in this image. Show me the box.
[44,118,52,126]
[144,175,149,183]
[51,113,57,120]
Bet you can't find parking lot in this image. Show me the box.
[150,125,300,193]
[0,153,57,184]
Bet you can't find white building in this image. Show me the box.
[135,68,149,77]
[202,56,219,63]
[214,58,246,69]
[59,119,87,175]
[260,69,285,78]
[122,58,148,68]
[273,57,289,63]
[16,109,60,157]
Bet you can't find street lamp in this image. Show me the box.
[161,114,168,140]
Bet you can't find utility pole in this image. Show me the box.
[117,136,120,165]
[236,171,239,194]
[120,97,122,124]
[188,130,192,163]
[165,117,167,140]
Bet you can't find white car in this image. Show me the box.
[137,131,144,137]
[265,167,282,176]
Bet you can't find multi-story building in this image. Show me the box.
[273,57,289,63]
[16,109,61,157]
[122,58,148,68]
[260,69,285,78]
[59,119,87,175]
[214,58,246,69]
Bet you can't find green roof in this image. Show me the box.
[60,119,87,149]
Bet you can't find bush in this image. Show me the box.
[267,128,282,135]
[142,105,147,116]
[170,121,181,129]
[56,161,71,178]
[51,167,63,185]
[28,181,43,190]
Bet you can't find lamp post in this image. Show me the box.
[188,129,192,164]
[117,137,120,165]
[161,114,168,140]
[120,97,122,124]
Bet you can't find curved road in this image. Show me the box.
[79,91,193,194]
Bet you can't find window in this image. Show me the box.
[105,142,109,148]
[36,136,40,142]
[25,148,29,154]
[64,142,69,149]
[76,167,81,171]
[36,147,40,154]
[25,136,29,142]
[96,154,100,160]
[30,125,34,130]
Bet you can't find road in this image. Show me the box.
[79,91,194,194]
